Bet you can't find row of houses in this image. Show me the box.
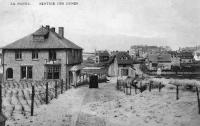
[1,25,136,83]
[2,25,198,82]
[146,51,197,71]
[83,50,136,78]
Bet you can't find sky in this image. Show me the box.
[0,0,200,52]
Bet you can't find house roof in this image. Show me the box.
[95,50,109,56]
[148,54,171,63]
[115,52,133,65]
[3,26,82,50]
[179,51,193,59]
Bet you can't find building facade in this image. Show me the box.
[108,52,135,77]
[2,25,83,83]
[168,51,180,67]
[147,53,171,71]
[94,50,109,64]
[194,50,200,61]
[179,52,194,64]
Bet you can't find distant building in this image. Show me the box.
[168,51,180,67]
[179,51,194,64]
[147,53,171,71]
[94,50,110,64]
[194,49,200,61]
[108,52,135,77]
[82,52,95,61]
[2,25,83,84]
[129,45,171,59]
[179,46,198,52]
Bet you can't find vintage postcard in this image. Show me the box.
[0,0,200,126]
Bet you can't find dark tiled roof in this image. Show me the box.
[116,52,133,65]
[179,52,193,59]
[3,26,82,50]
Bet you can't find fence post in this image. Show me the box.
[0,84,2,113]
[196,87,200,114]
[159,82,161,92]
[123,82,125,93]
[31,85,35,116]
[46,82,48,104]
[140,82,142,93]
[55,80,57,99]
[130,83,132,95]
[149,81,152,92]
[176,85,179,100]
[116,80,118,90]
[61,79,63,94]
[135,82,137,94]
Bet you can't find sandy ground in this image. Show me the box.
[6,77,200,126]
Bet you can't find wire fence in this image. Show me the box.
[116,77,200,114]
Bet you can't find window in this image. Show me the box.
[32,50,38,59]
[6,68,13,79]
[21,66,32,79]
[121,56,128,60]
[121,69,128,76]
[49,50,56,61]
[15,50,22,60]
[96,57,99,63]
[46,66,60,79]
[152,63,157,67]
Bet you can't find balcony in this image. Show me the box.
[45,59,61,65]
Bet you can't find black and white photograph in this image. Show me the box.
[0,0,200,125]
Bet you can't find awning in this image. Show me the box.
[70,65,84,72]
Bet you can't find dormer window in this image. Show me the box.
[33,35,45,42]
[15,50,22,60]
[121,56,128,60]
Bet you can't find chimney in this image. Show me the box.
[58,27,64,38]
[50,27,55,32]
[46,25,50,31]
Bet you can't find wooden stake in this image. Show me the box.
[159,82,161,92]
[176,85,179,100]
[61,79,63,94]
[46,82,48,104]
[149,81,152,92]
[0,84,2,113]
[55,81,57,98]
[123,82,125,93]
[135,82,137,94]
[196,87,200,114]
[31,85,35,116]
